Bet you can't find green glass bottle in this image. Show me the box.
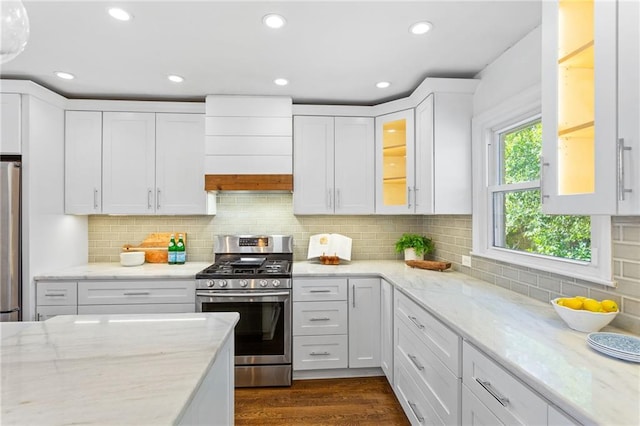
[168,234,177,265]
[176,234,186,265]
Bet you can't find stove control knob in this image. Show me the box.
[272,279,281,287]
[218,280,228,288]
[259,279,268,287]
[206,280,215,288]
[239,279,249,288]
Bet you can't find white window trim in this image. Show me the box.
[471,84,614,287]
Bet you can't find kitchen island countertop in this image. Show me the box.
[0,312,238,425]
[294,260,640,426]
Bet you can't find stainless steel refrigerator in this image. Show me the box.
[1,155,22,321]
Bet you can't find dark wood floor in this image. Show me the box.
[235,376,410,425]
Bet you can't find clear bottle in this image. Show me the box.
[168,234,177,265]
[176,234,186,265]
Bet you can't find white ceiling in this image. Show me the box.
[1,0,541,105]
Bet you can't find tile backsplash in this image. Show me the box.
[88,193,640,334]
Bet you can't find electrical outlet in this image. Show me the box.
[461,255,472,267]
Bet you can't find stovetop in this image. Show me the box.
[196,255,292,278]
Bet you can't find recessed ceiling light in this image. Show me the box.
[274,78,289,86]
[376,81,391,89]
[409,21,432,35]
[263,14,286,29]
[54,71,75,80]
[168,75,184,83]
[108,7,132,21]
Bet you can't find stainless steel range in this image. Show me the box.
[196,235,293,387]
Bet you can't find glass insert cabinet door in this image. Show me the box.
[541,0,617,215]
[375,109,415,214]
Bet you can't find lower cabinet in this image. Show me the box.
[348,278,381,368]
[35,281,78,321]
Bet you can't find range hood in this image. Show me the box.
[204,95,293,191]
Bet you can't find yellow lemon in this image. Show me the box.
[556,298,567,306]
[562,298,583,310]
[575,296,587,300]
[601,300,618,313]
[583,299,604,312]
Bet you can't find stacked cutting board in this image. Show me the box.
[122,232,186,263]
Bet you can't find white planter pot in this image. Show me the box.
[404,248,423,261]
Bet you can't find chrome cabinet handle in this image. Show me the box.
[408,401,424,423]
[540,156,550,204]
[309,289,331,293]
[336,189,341,209]
[327,189,332,209]
[157,188,161,209]
[147,189,153,209]
[407,354,424,371]
[45,293,66,297]
[408,315,425,330]
[309,317,331,322]
[123,291,150,296]
[407,187,412,209]
[413,186,419,207]
[618,138,633,201]
[476,378,510,407]
[352,284,356,308]
[93,188,99,209]
[310,351,330,356]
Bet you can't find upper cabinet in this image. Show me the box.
[0,93,21,154]
[542,0,639,215]
[293,115,374,214]
[65,110,211,215]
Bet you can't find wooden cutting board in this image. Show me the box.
[405,260,452,272]
[123,232,187,263]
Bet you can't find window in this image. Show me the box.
[472,86,612,286]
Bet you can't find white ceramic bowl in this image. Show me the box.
[120,251,145,267]
[550,298,617,333]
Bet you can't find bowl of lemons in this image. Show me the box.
[551,297,618,333]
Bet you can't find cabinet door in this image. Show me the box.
[156,113,206,214]
[348,278,381,368]
[375,109,415,214]
[541,0,617,214]
[65,111,102,214]
[380,280,394,383]
[617,0,640,215]
[334,117,375,214]
[0,93,21,154]
[36,305,77,321]
[293,116,334,214]
[102,112,156,214]
[462,385,504,426]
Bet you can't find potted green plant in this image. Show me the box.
[394,233,434,260]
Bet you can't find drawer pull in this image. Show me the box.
[310,351,330,356]
[309,289,331,293]
[123,291,150,296]
[45,293,66,297]
[476,378,510,407]
[408,401,424,423]
[309,317,331,322]
[407,354,425,371]
[408,315,425,330]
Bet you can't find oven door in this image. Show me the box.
[196,290,291,365]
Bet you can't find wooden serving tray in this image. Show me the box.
[123,232,186,263]
[405,260,452,272]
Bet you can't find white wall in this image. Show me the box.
[472,25,542,115]
[22,95,87,320]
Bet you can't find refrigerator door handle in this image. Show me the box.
[0,308,20,314]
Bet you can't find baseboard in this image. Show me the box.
[293,367,384,380]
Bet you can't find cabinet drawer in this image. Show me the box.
[394,355,446,426]
[293,335,348,370]
[36,281,77,306]
[293,278,347,301]
[395,291,460,376]
[293,301,347,336]
[463,342,547,426]
[78,303,195,315]
[396,318,460,425]
[462,384,503,426]
[78,280,195,305]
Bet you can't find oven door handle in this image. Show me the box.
[196,291,291,298]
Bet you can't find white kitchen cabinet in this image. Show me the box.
[35,281,78,320]
[36,305,77,321]
[293,115,374,214]
[380,279,394,384]
[415,93,474,214]
[66,111,210,215]
[375,109,416,214]
[0,93,21,154]
[348,278,381,368]
[77,280,195,306]
[65,111,102,214]
[541,0,618,214]
[462,384,504,426]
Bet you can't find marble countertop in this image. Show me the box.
[1,312,238,425]
[34,262,211,280]
[294,260,640,426]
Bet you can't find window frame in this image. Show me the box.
[471,85,613,286]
